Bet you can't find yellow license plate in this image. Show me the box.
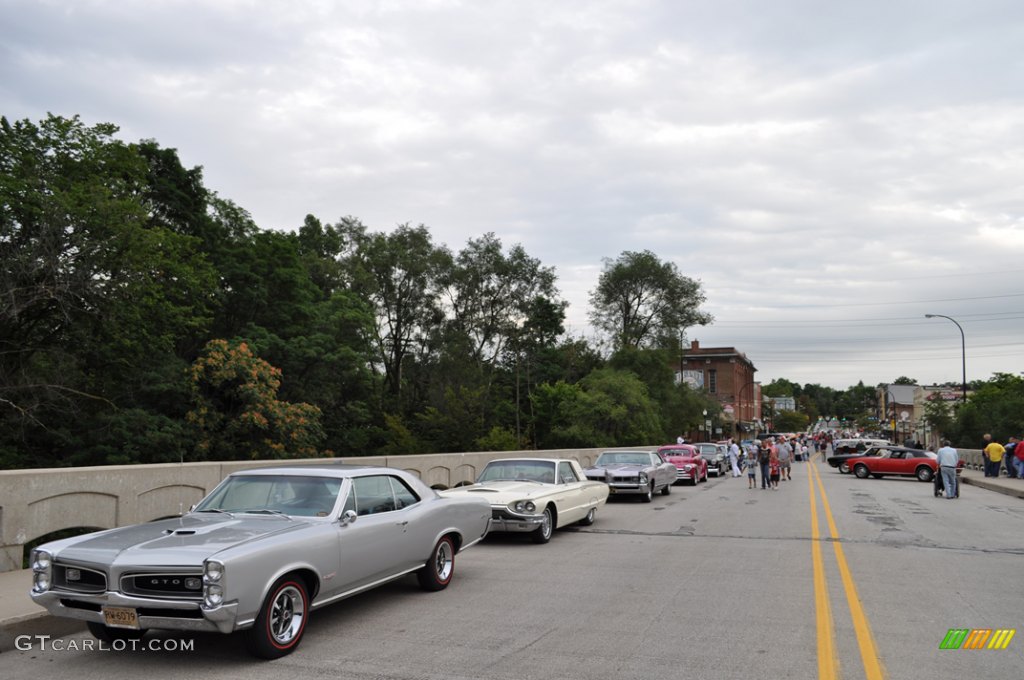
[103,606,140,629]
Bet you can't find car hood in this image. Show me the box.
[661,454,699,463]
[587,463,647,474]
[443,481,553,502]
[52,514,310,567]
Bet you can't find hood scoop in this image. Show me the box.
[164,529,197,535]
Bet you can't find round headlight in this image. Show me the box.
[639,473,648,484]
[32,550,51,571]
[525,501,536,513]
[204,584,223,607]
[33,573,50,592]
[514,501,525,512]
[204,560,224,582]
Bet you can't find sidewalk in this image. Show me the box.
[0,568,86,652]
[959,467,1024,499]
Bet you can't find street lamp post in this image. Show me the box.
[924,314,967,404]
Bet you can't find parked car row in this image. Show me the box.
[29,448,732,661]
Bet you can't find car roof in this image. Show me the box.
[228,464,394,479]
[487,457,573,464]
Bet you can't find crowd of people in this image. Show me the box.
[698,430,1024,499]
[728,435,814,490]
[980,433,1024,479]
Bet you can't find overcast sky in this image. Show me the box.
[3,0,1022,390]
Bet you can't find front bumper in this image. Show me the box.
[30,589,239,634]
[489,508,545,533]
[604,483,648,495]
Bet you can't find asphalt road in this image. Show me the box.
[2,458,1021,679]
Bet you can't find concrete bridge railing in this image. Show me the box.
[0,447,621,572]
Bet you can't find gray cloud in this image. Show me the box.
[3,0,1021,389]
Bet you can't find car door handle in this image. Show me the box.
[396,520,409,527]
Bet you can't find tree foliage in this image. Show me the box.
[588,250,712,350]
[187,339,325,459]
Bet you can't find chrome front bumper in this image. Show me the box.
[30,589,239,634]
[489,508,544,533]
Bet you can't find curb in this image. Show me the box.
[960,476,1024,499]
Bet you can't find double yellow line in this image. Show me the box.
[808,457,887,679]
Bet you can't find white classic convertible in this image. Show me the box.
[441,458,609,544]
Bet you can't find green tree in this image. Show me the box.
[774,410,810,432]
[949,373,1024,446]
[440,233,560,370]
[533,368,662,448]
[187,339,325,459]
[346,222,446,406]
[922,395,954,440]
[762,379,801,397]
[0,115,215,467]
[588,250,712,350]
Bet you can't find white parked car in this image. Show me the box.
[441,458,609,544]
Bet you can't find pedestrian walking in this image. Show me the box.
[935,439,959,499]
[758,441,772,490]
[777,439,792,480]
[729,440,741,477]
[769,447,781,489]
[744,453,758,489]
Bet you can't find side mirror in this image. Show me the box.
[339,509,357,526]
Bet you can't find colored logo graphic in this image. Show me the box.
[940,629,1015,650]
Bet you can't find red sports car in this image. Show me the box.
[656,444,708,485]
[847,447,964,482]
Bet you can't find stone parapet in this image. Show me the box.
[0,446,617,572]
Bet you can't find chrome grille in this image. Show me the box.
[53,564,107,593]
[120,572,204,600]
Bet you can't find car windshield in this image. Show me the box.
[194,475,342,518]
[478,460,557,484]
[596,453,649,465]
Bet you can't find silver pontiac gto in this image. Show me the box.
[29,465,491,659]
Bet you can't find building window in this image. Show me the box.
[709,369,717,394]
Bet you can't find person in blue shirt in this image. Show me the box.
[935,440,959,499]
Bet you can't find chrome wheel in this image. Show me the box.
[269,584,305,645]
[245,576,309,659]
[531,507,554,543]
[418,536,455,590]
[839,462,850,474]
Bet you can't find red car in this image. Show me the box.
[847,447,964,482]
[656,444,708,485]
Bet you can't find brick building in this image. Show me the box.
[677,340,760,436]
